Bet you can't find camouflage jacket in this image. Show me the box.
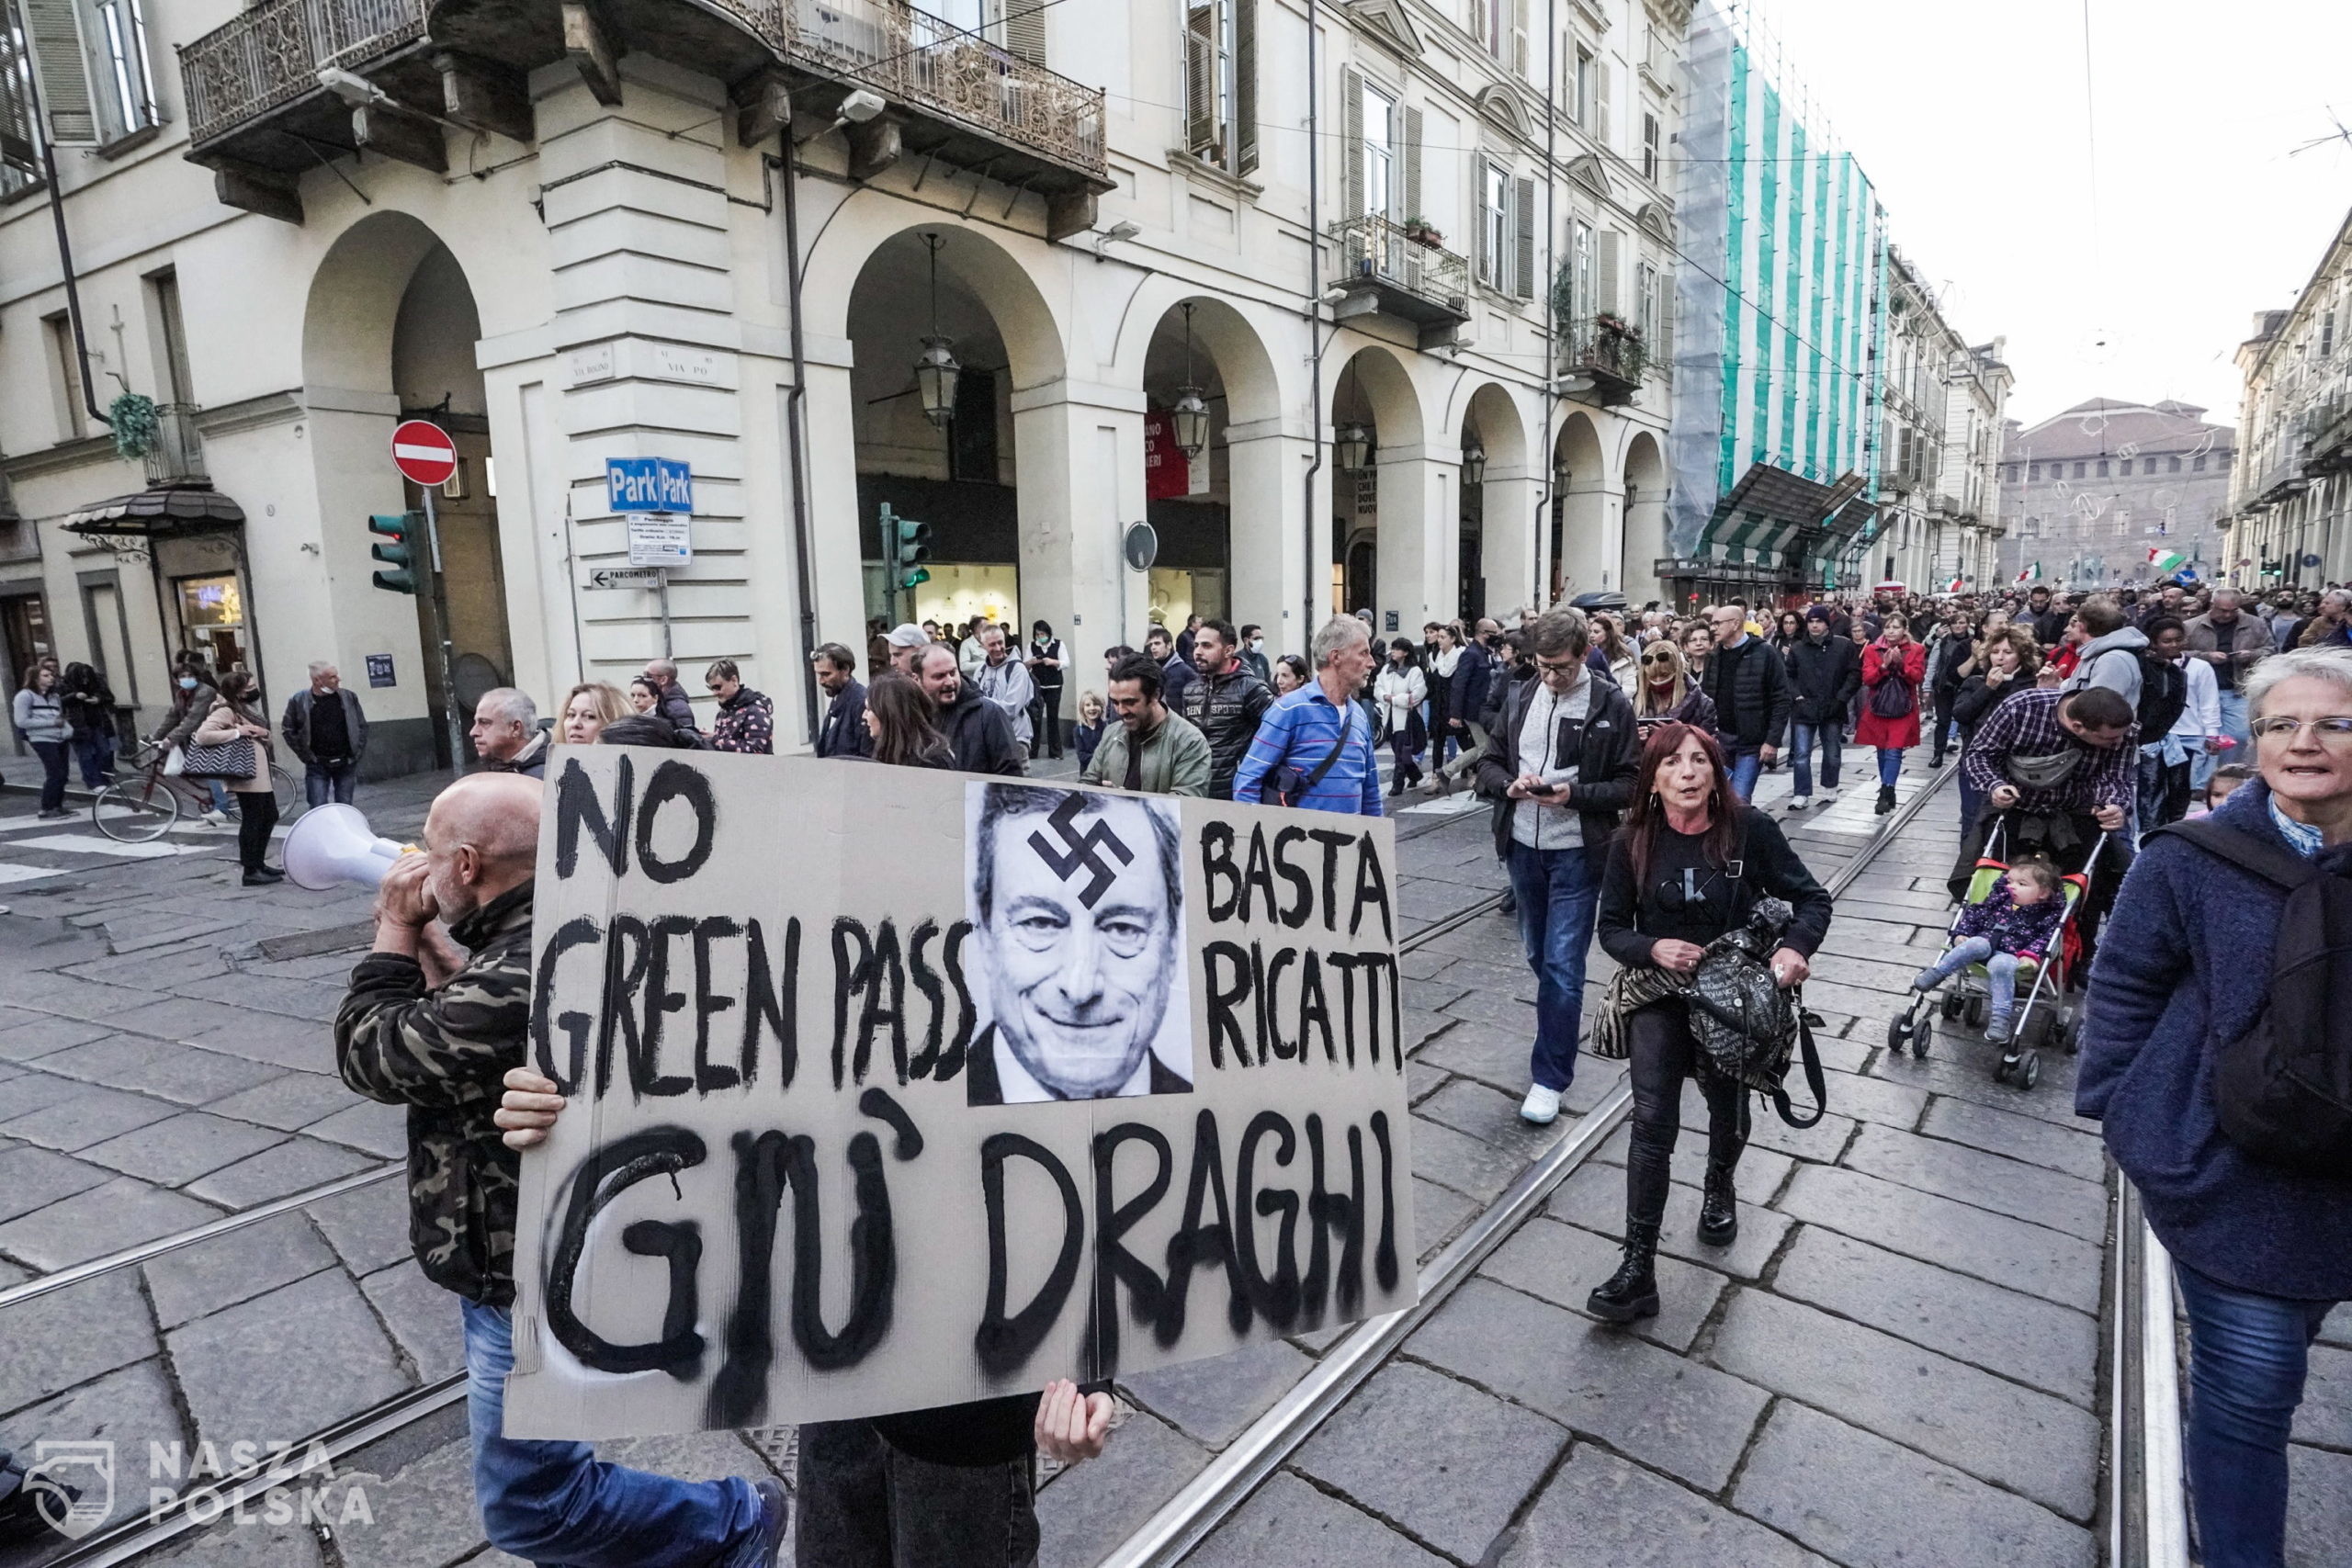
[334,881,535,1306]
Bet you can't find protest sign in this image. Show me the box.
[503,750,1415,1439]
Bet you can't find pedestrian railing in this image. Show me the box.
[1328,212,1472,316]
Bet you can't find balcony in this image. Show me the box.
[1558,317,1646,407]
[178,0,1110,231]
[1327,213,1472,348]
[142,405,209,488]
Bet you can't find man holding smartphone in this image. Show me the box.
[1476,610,1645,1126]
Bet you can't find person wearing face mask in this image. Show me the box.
[149,655,235,825]
[1237,624,1271,686]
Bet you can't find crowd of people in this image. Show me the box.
[30,574,2333,1566]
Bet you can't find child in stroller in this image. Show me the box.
[1906,857,2065,1047]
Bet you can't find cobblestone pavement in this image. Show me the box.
[2,752,2345,1568]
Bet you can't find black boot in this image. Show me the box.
[1587,1222,1661,1324]
[1876,784,1897,814]
[1699,1160,1738,1247]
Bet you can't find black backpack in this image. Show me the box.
[2136,654,2188,739]
[2150,819,2352,1178]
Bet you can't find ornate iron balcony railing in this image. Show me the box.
[179,0,1105,176]
[1329,212,1470,317]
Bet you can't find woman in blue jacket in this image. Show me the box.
[2078,644,2352,1568]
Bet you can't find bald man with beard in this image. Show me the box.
[335,773,789,1566]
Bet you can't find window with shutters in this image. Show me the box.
[0,8,41,196]
[45,311,84,440]
[1363,82,1396,218]
[1570,45,1594,130]
[1512,175,1534,300]
[1642,111,1660,181]
[1594,230,1619,320]
[149,268,192,403]
[1635,259,1657,342]
[1476,160,1509,288]
[1567,217,1592,320]
[1182,0,1256,175]
[85,0,155,141]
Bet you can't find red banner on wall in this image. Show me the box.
[1143,410,1188,501]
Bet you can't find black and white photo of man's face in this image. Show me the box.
[972,790,1185,1101]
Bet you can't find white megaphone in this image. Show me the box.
[283,804,416,890]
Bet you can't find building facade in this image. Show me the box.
[1936,338,2013,592]
[0,0,1691,774]
[1993,399,2234,591]
[1659,0,1881,608]
[2224,207,2352,592]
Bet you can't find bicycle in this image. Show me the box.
[93,741,302,844]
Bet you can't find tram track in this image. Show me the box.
[50,766,2190,1568]
[1099,761,1967,1566]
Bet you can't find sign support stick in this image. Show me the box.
[419,485,465,769]
[657,567,673,658]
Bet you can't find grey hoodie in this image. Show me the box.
[2062,625,2148,711]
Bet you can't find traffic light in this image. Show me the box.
[369,513,419,594]
[892,514,932,590]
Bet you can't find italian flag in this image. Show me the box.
[2016,561,2042,583]
[1945,575,1963,593]
[2147,547,2188,575]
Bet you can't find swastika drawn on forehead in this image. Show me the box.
[1026,795,1136,908]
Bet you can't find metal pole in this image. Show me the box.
[657,568,673,658]
[418,486,464,769]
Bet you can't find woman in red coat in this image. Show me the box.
[1856,618,1928,815]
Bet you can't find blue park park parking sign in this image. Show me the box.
[605,457,693,514]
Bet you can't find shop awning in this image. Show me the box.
[61,483,245,539]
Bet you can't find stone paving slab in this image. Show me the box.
[0,1173,224,1269]
[1733,1401,2096,1568]
[1408,1278,1770,1493]
[1840,1121,2109,1243]
[1916,1096,2109,1184]
[165,1269,413,1449]
[1770,1226,2100,1406]
[142,1209,340,1329]
[77,1109,290,1185]
[1776,1165,2104,1314]
[1038,1409,1211,1568]
[1545,1160,1792,1280]
[1186,1470,1448,1568]
[1497,1445,1834,1568]
[1479,1214,1728,1354]
[0,1269,155,1420]
[1709,1288,2100,1521]
[1119,1338,1314,1450]
[1293,1359,1566,1562]
[0,1142,111,1223]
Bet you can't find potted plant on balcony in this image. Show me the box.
[1403,215,1443,248]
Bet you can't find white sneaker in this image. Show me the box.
[1819,785,1840,802]
[1520,1084,1563,1125]
[1787,795,1810,812]
[198,809,230,827]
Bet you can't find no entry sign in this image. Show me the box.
[390,420,458,487]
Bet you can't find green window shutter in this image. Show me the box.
[1513,175,1536,299]
[1233,0,1257,174]
[25,0,94,143]
[1341,66,1363,218]
[1184,1,1216,159]
[1401,105,1420,221]
[1595,230,1619,318]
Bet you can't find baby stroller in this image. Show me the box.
[1885,823,2109,1090]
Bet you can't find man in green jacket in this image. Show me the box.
[1081,652,1211,796]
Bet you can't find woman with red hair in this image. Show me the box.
[1586,722,1835,1323]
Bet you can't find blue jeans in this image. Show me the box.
[1876,746,1904,788]
[1918,936,2022,1020]
[2172,1262,2338,1568]
[30,740,68,812]
[305,761,358,807]
[73,730,115,788]
[1727,747,1764,803]
[1790,722,1841,796]
[1508,840,1600,1091]
[461,1301,766,1567]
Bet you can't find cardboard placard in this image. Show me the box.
[503,751,1416,1438]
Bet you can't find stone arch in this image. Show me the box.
[1330,341,1436,629]
[804,207,1069,390]
[1459,381,1533,619]
[1550,410,1611,604]
[1622,430,1668,608]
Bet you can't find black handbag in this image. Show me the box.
[179,736,256,781]
[1681,897,1829,1129]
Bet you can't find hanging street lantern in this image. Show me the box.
[1335,422,1374,471]
[1462,436,1487,487]
[1171,302,1211,458]
[914,233,959,428]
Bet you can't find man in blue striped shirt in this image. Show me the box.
[1231,617,1385,816]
